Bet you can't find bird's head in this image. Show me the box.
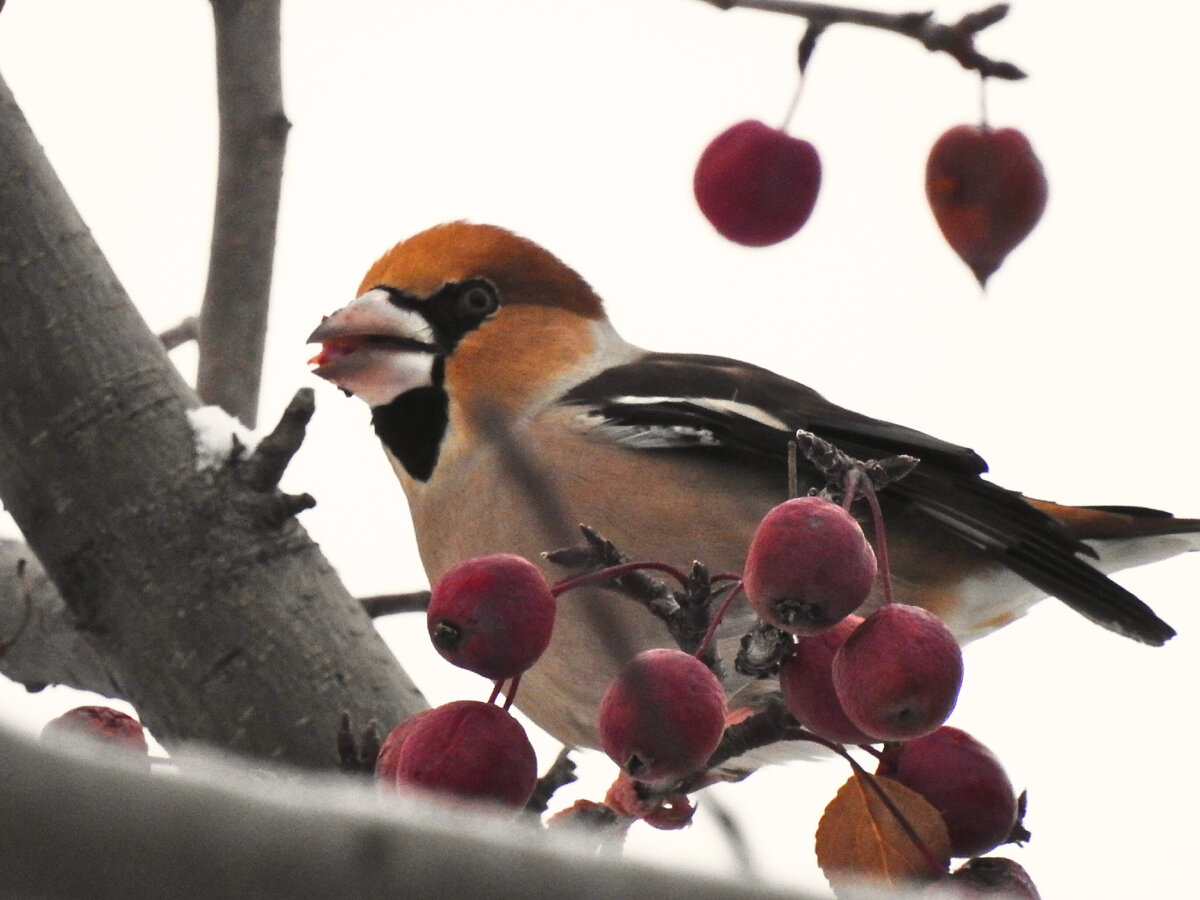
[308,222,615,415]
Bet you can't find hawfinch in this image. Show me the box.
[309,222,1198,750]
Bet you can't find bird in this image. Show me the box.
[308,221,1200,751]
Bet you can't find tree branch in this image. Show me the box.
[0,725,828,900]
[0,70,424,767]
[0,540,122,696]
[698,0,1026,79]
[158,315,199,351]
[196,0,290,428]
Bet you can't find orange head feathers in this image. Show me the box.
[357,222,604,319]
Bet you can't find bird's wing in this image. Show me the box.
[560,351,1176,645]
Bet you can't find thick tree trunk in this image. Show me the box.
[0,71,424,767]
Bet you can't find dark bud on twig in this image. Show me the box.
[735,621,793,678]
[793,430,919,501]
[797,20,827,74]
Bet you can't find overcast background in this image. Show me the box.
[2,1,1198,896]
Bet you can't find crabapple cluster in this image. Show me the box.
[745,495,965,743]
[374,488,1027,888]
[692,35,1045,289]
[744,493,1025,881]
[375,554,554,810]
[695,115,1046,284]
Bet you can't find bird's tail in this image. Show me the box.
[1022,499,1200,645]
[1028,499,1200,561]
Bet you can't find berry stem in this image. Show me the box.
[795,730,947,876]
[780,74,807,133]
[502,674,521,710]
[854,472,897,607]
[694,580,745,659]
[550,560,692,597]
[488,675,523,709]
[978,71,990,129]
[787,439,799,499]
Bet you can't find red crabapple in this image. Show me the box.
[598,649,727,784]
[392,700,538,809]
[743,496,877,635]
[427,553,556,680]
[41,705,149,755]
[926,124,1047,286]
[779,614,874,744]
[694,120,821,247]
[832,604,963,741]
[374,708,435,784]
[930,857,1041,898]
[877,726,1019,858]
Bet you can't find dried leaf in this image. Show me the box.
[816,771,950,895]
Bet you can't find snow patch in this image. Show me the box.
[187,406,258,471]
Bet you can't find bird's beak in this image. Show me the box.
[307,289,440,405]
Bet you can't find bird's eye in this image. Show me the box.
[457,283,498,319]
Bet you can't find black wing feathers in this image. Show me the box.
[561,352,1175,645]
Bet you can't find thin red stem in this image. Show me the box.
[793,730,946,875]
[502,674,521,711]
[856,475,896,607]
[694,581,745,659]
[550,560,691,597]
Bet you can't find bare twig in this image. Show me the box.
[158,316,199,351]
[197,0,291,427]
[546,526,733,669]
[525,747,579,816]
[360,591,431,617]
[698,1,1026,79]
[0,540,120,696]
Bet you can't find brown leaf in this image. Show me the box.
[816,771,950,895]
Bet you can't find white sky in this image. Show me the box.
[2,1,1198,897]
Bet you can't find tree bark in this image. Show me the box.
[0,71,424,767]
